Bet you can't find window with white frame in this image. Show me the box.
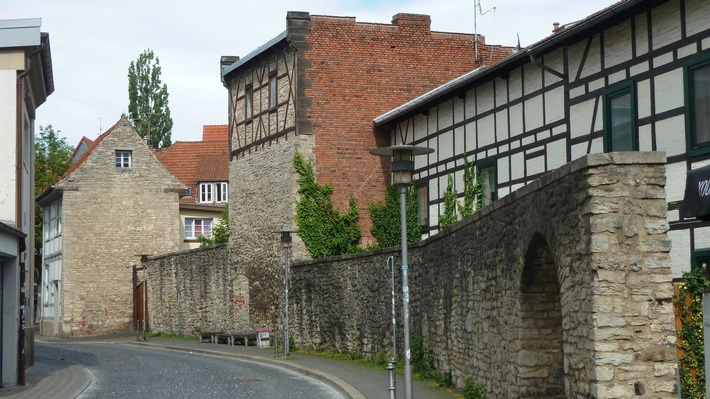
[44,200,62,241]
[115,150,131,168]
[199,182,228,204]
[185,218,213,240]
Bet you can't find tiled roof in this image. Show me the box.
[202,125,229,141]
[153,138,229,204]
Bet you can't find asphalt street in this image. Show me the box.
[37,342,344,399]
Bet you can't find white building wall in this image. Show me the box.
[387,0,710,278]
[0,71,17,225]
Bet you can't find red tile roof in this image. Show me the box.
[153,138,229,204]
[202,125,229,141]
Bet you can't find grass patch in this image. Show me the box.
[148,331,196,341]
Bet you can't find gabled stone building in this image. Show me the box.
[37,117,186,337]
[222,11,513,326]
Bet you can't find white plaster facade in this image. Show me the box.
[0,18,53,388]
[377,0,710,279]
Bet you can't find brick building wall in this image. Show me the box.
[304,13,513,242]
[57,117,185,336]
[224,11,512,328]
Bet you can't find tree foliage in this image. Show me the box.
[369,185,421,248]
[34,125,73,249]
[294,152,361,258]
[128,49,173,148]
[197,208,230,247]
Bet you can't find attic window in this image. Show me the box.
[115,150,131,168]
[199,182,228,204]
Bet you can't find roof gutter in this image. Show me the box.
[374,0,647,127]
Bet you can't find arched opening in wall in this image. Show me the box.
[518,233,565,399]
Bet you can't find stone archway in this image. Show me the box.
[517,233,565,398]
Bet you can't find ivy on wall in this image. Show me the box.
[459,157,483,217]
[294,152,361,259]
[440,158,483,230]
[439,174,458,229]
[368,185,421,249]
[675,266,710,399]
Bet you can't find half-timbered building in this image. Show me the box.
[374,0,709,278]
[221,11,513,325]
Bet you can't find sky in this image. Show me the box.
[2,0,616,147]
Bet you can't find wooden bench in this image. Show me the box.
[231,333,256,346]
[197,332,220,343]
[197,332,257,346]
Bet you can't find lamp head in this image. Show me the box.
[369,144,434,187]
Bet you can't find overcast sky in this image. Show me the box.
[2,0,615,146]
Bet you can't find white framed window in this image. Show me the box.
[44,200,62,241]
[199,182,228,204]
[115,150,131,168]
[200,182,213,203]
[217,182,228,202]
[185,218,213,239]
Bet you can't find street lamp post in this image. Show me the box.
[370,144,434,399]
[280,229,292,359]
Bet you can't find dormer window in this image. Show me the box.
[115,150,131,168]
[199,182,228,204]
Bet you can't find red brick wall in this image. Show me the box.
[304,13,512,243]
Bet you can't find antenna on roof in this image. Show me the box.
[98,117,102,135]
[474,0,496,63]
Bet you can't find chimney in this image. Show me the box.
[553,22,560,32]
[392,13,431,31]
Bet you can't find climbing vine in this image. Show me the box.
[439,174,458,229]
[675,265,710,399]
[459,157,483,217]
[294,152,361,259]
[440,158,483,230]
[368,185,421,248]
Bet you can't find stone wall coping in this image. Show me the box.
[144,243,227,262]
[292,151,667,268]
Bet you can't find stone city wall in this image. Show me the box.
[145,244,250,335]
[148,152,677,398]
[289,152,677,399]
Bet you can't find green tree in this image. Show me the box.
[197,208,230,247]
[369,185,421,248]
[439,174,459,229]
[294,152,361,258]
[34,125,73,249]
[128,49,173,148]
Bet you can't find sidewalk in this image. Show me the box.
[1,334,458,399]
